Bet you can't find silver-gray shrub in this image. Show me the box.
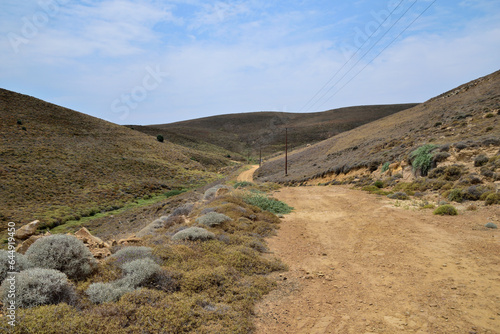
[111,246,156,268]
[196,212,231,227]
[203,185,230,200]
[25,234,97,280]
[171,227,215,241]
[85,282,133,304]
[1,268,76,308]
[0,250,32,283]
[118,258,163,288]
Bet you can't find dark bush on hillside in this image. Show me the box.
[439,144,450,152]
[171,203,194,217]
[1,268,76,308]
[485,193,500,205]
[433,204,458,216]
[462,185,491,201]
[428,165,465,181]
[26,235,97,280]
[448,189,463,203]
[474,154,489,167]
[433,152,450,164]
[0,250,32,283]
[409,144,438,176]
[156,134,164,142]
[454,142,468,151]
[373,180,384,188]
[387,192,409,200]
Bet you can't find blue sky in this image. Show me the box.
[1,0,499,125]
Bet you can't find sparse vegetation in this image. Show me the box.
[111,246,157,268]
[234,181,254,188]
[433,204,458,216]
[448,189,463,203]
[485,193,500,205]
[381,162,390,173]
[474,154,489,167]
[388,192,409,200]
[25,235,97,280]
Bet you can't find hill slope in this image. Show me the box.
[0,89,230,230]
[134,104,418,158]
[256,70,500,183]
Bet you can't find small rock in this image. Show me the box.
[14,220,41,240]
[15,232,50,254]
[75,227,105,247]
[485,222,498,229]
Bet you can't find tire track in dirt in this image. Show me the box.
[237,165,259,182]
[254,186,500,334]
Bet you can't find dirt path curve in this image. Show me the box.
[237,165,259,182]
[254,186,500,334]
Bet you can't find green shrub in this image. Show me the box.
[25,235,97,280]
[474,154,489,167]
[433,204,458,216]
[381,162,390,173]
[462,185,490,201]
[172,227,215,241]
[16,119,23,125]
[111,246,156,268]
[448,189,463,203]
[85,282,133,304]
[485,193,500,205]
[196,212,231,227]
[373,180,384,188]
[387,192,409,200]
[485,113,495,118]
[234,181,254,189]
[410,144,438,176]
[1,268,76,308]
[0,250,32,283]
[164,189,186,198]
[156,134,164,142]
[243,193,293,215]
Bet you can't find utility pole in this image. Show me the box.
[285,128,288,176]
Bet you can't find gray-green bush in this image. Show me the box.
[196,212,231,227]
[172,227,215,241]
[111,246,156,268]
[1,268,76,308]
[85,282,133,304]
[0,250,32,283]
[409,144,438,176]
[25,235,97,280]
[203,185,230,200]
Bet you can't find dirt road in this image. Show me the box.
[237,165,259,183]
[254,186,500,334]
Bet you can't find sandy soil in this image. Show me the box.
[253,185,500,334]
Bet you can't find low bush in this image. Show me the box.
[25,235,97,280]
[203,185,230,201]
[86,282,133,304]
[432,152,450,164]
[485,193,500,205]
[171,203,194,217]
[474,154,489,167]
[234,181,253,189]
[381,162,390,173]
[172,227,215,242]
[373,180,384,188]
[111,246,157,268]
[156,134,164,142]
[243,193,293,215]
[462,185,491,201]
[196,212,231,227]
[448,189,463,203]
[0,250,32,283]
[433,204,458,216]
[387,192,409,200]
[119,258,167,289]
[1,268,76,308]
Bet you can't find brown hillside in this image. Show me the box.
[0,89,229,230]
[137,104,418,158]
[256,70,500,183]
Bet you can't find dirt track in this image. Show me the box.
[237,165,260,183]
[253,185,500,333]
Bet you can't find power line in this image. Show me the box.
[307,0,420,112]
[300,0,405,112]
[317,0,437,109]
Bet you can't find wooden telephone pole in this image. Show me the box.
[285,128,288,176]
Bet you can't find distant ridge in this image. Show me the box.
[133,103,418,157]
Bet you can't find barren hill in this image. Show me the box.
[133,104,417,158]
[256,70,500,183]
[0,89,231,230]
